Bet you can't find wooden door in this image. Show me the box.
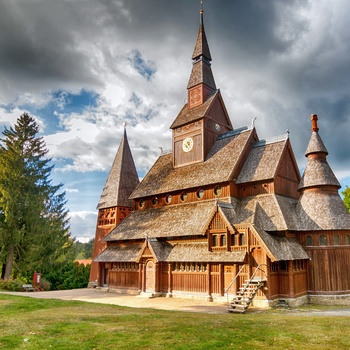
[145,260,155,293]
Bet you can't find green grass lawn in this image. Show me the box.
[1,294,349,350]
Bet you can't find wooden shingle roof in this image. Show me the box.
[296,191,350,230]
[298,158,341,190]
[165,243,246,263]
[305,131,328,156]
[93,244,143,262]
[97,128,139,209]
[103,201,217,242]
[236,134,289,184]
[170,90,216,129]
[130,127,254,199]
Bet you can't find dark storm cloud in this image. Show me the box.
[0,0,349,181]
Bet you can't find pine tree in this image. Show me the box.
[0,113,73,280]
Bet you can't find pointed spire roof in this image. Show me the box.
[192,2,212,61]
[187,3,216,90]
[298,114,340,191]
[97,127,140,209]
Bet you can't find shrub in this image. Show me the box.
[0,278,27,291]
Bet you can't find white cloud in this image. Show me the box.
[69,211,97,242]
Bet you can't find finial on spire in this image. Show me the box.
[310,114,319,132]
[200,0,204,26]
[123,121,127,129]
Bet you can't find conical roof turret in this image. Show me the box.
[298,114,340,191]
[97,127,140,209]
[296,114,350,230]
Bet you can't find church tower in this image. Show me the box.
[170,3,233,168]
[89,127,139,285]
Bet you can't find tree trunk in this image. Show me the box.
[1,264,6,279]
[4,244,14,280]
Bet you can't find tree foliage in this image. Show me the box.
[0,113,74,280]
[342,186,350,213]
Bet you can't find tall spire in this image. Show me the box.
[97,127,140,209]
[187,1,216,108]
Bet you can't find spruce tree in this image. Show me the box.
[0,113,73,280]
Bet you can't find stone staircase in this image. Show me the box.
[228,276,265,313]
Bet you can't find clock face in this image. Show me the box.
[182,137,194,152]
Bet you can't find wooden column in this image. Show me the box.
[155,262,160,293]
[167,263,173,298]
[266,259,272,300]
[206,263,213,301]
[288,260,295,298]
[219,263,224,296]
[140,262,145,292]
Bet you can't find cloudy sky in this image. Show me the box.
[1,0,349,242]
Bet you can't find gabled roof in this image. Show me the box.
[170,90,231,129]
[103,201,217,242]
[130,127,254,199]
[234,194,299,231]
[97,128,140,209]
[236,134,290,184]
[251,226,309,262]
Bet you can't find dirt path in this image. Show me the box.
[1,289,350,316]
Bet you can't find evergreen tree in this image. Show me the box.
[0,113,73,280]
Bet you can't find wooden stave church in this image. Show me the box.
[89,7,350,308]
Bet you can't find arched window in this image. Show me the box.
[333,235,340,245]
[346,235,350,245]
[306,235,313,246]
[320,235,327,246]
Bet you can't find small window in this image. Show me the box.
[214,186,222,196]
[139,200,145,209]
[239,233,245,246]
[222,235,227,246]
[306,235,313,246]
[333,235,340,245]
[320,235,327,246]
[212,235,218,246]
[180,192,188,202]
[196,189,204,199]
[346,235,350,245]
[231,234,236,246]
[280,261,288,272]
[152,197,158,206]
[165,195,172,204]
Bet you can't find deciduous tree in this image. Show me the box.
[342,186,350,213]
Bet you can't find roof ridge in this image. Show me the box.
[252,133,289,148]
[217,125,251,140]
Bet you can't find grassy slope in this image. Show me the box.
[0,294,349,350]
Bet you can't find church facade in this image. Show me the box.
[89,7,350,309]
